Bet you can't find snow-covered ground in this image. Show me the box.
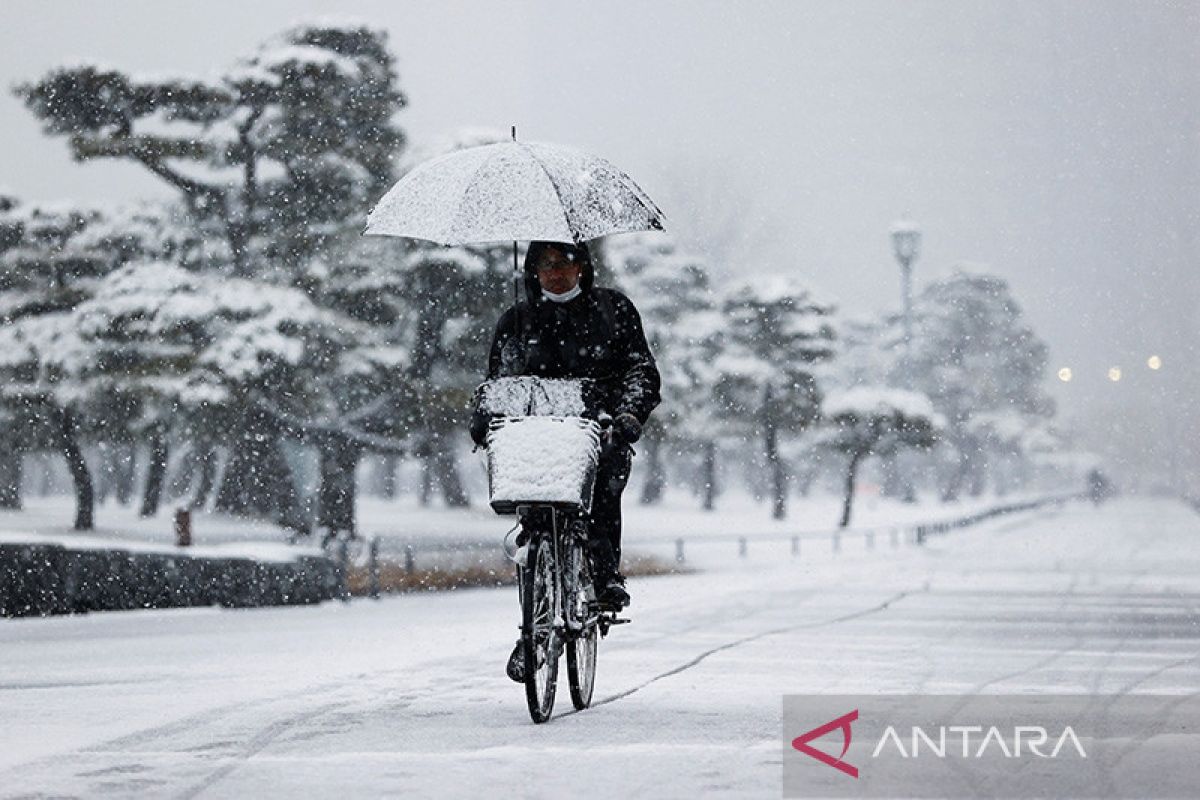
[1,497,1196,798]
[0,485,1047,552]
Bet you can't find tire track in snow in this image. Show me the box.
[570,588,919,713]
[175,700,349,800]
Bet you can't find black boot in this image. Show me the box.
[506,640,524,683]
[598,573,630,609]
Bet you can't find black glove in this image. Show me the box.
[469,408,492,447]
[613,413,642,445]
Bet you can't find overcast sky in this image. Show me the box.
[2,1,1196,481]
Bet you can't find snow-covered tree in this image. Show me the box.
[0,198,165,527]
[70,261,344,519]
[711,276,836,518]
[834,268,1055,502]
[819,387,940,527]
[904,269,1054,500]
[17,21,405,278]
[16,22,410,529]
[603,232,717,504]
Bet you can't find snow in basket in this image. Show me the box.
[486,417,601,513]
[476,376,588,417]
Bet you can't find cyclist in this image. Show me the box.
[471,240,661,614]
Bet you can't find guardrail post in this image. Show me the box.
[368,536,381,600]
[404,544,416,575]
[174,508,192,547]
[915,525,926,546]
[738,537,747,558]
[675,538,686,565]
[791,536,800,558]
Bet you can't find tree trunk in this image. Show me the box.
[190,444,218,510]
[215,407,300,523]
[771,457,787,519]
[317,437,361,536]
[34,453,53,497]
[139,426,169,517]
[114,441,136,506]
[0,446,22,509]
[940,448,969,503]
[93,441,112,505]
[880,451,902,497]
[418,447,434,507]
[639,429,666,505]
[165,442,196,502]
[765,419,787,520]
[378,453,398,499]
[57,408,94,531]
[701,440,718,511]
[434,448,470,508]
[839,451,864,529]
[761,384,788,519]
[795,461,816,498]
[967,450,987,497]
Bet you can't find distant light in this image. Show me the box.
[1147,355,1162,370]
[1108,367,1122,382]
[1057,367,1073,382]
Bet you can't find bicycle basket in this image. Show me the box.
[486,416,601,515]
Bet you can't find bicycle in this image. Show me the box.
[477,377,629,723]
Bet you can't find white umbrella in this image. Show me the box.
[363,138,666,245]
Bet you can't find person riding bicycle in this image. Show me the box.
[471,240,661,613]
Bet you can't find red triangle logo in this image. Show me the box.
[791,709,859,779]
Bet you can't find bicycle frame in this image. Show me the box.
[517,505,592,636]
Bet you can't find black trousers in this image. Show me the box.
[588,443,633,580]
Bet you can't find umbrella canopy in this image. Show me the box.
[364,140,666,246]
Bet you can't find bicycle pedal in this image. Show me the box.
[608,616,631,625]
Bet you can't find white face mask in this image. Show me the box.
[541,284,582,303]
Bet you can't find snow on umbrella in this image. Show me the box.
[363,139,666,245]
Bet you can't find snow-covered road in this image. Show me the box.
[2,497,1198,798]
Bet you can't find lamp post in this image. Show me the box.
[890,219,921,504]
[890,219,922,377]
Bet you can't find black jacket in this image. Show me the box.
[485,258,661,425]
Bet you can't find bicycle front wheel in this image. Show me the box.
[522,536,561,723]
[567,625,598,709]
[566,539,598,709]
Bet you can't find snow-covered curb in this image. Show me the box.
[0,530,321,563]
[0,535,340,618]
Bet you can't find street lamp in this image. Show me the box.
[889,219,921,503]
[890,218,921,375]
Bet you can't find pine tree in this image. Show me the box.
[603,233,716,505]
[711,276,836,517]
[818,387,939,527]
[17,22,409,526]
[903,269,1054,500]
[0,198,166,527]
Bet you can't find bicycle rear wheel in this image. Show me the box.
[522,536,561,723]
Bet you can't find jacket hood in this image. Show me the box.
[522,240,595,304]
